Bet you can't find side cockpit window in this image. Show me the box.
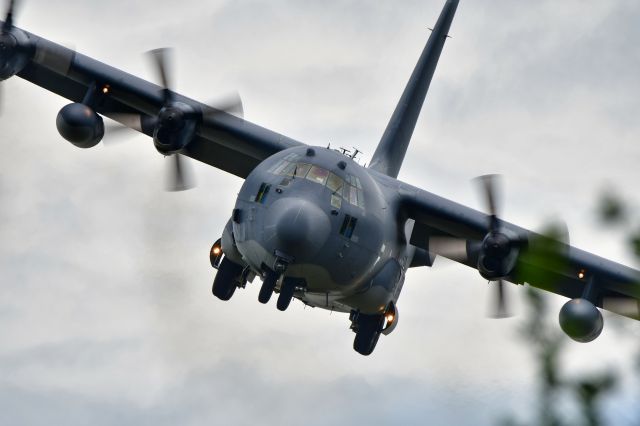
[340,214,358,239]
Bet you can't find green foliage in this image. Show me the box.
[598,192,626,225]
[502,287,618,426]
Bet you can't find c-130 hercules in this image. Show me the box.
[2,0,639,355]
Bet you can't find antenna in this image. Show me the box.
[339,147,352,156]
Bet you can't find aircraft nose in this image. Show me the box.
[266,198,331,261]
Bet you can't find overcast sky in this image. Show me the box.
[2,1,640,424]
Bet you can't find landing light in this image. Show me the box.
[386,313,395,323]
[212,246,221,255]
[102,85,110,94]
[578,269,586,279]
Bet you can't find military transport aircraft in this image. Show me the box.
[2,0,639,355]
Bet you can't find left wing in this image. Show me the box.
[5,26,304,178]
[385,174,640,319]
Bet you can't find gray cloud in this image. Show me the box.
[2,0,640,424]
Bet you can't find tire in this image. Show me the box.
[353,314,383,356]
[258,270,278,304]
[276,279,296,311]
[212,258,243,301]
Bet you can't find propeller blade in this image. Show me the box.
[429,237,468,263]
[201,92,244,119]
[166,153,195,192]
[103,123,139,145]
[101,114,146,145]
[147,48,173,103]
[3,0,16,32]
[488,279,513,318]
[475,174,501,231]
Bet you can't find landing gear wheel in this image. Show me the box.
[277,279,297,311]
[258,270,278,304]
[353,314,384,356]
[212,257,243,301]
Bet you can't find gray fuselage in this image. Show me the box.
[225,146,415,314]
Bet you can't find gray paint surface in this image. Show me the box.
[1,0,640,424]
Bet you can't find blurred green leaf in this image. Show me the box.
[628,231,640,258]
[597,191,626,225]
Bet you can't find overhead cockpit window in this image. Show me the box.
[306,166,330,185]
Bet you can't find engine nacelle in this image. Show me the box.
[477,229,520,280]
[0,28,30,81]
[153,102,197,155]
[559,298,603,343]
[56,103,104,148]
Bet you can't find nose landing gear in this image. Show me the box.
[277,277,304,311]
[258,269,279,304]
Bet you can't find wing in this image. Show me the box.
[388,176,640,319]
[11,28,304,178]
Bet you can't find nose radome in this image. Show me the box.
[269,198,331,260]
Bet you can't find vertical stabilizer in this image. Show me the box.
[369,0,459,178]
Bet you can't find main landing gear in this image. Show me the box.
[210,242,302,311]
[351,312,385,356]
[211,257,245,301]
[350,304,397,356]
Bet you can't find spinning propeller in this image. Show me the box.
[2,0,15,32]
[0,0,26,110]
[431,174,570,318]
[106,48,243,191]
[475,174,514,318]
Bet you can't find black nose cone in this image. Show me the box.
[265,198,330,260]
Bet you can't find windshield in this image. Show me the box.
[269,157,364,209]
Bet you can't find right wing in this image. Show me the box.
[387,175,640,319]
[10,27,304,179]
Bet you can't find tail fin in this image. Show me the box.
[369,0,459,178]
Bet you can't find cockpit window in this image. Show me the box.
[306,166,329,185]
[282,162,299,176]
[331,194,342,209]
[294,163,312,178]
[357,189,365,208]
[268,157,364,209]
[326,172,344,195]
[348,185,358,205]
